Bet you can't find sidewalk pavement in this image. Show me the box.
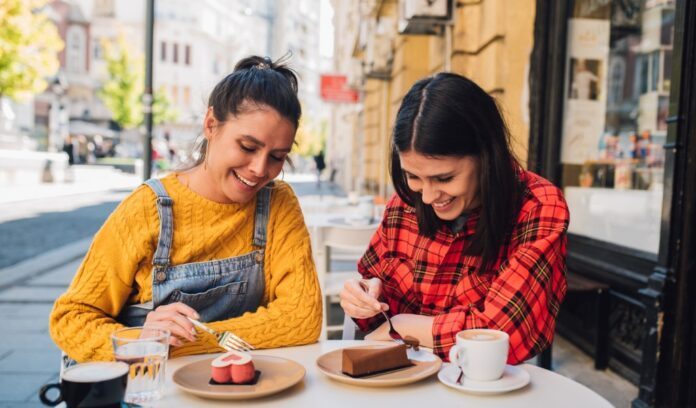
[1,165,140,205]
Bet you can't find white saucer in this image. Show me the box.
[438,363,531,395]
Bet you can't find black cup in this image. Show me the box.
[39,362,129,408]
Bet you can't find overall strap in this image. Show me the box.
[252,183,273,247]
[144,179,174,269]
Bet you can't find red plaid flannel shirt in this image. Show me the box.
[355,170,569,364]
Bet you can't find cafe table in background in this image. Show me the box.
[157,340,613,408]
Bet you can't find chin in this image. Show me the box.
[432,200,466,221]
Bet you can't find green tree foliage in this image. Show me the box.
[152,86,178,125]
[98,36,177,129]
[98,36,142,128]
[0,0,64,99]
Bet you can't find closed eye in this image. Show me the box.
[240,143,285,162]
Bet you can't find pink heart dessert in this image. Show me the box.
[210,350,255,384]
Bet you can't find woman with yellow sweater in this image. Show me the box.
[49,56,322,362]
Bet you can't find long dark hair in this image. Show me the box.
[390,73,524,273]
[186,55,302,167]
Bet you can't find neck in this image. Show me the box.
[178,166,233,204]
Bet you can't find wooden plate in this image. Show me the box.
[316,344,442,387]
[172,355,305,400]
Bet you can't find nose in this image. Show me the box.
[248,155,269,179]
[420,182,440,205]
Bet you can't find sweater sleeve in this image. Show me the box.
[204,182,322,349]
[432,199,569,363]
[48,185,157,362]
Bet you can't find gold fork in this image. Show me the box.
[186,317,255,352]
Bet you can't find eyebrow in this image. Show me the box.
[402,168,454,179]
[241,135,292,153]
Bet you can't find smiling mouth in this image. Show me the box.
[232,170,259,187]
[432,197,455,209]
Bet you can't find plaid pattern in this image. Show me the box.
[355,170,569,363]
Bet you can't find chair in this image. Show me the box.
[317,224,378,339]
[539,271,610,370]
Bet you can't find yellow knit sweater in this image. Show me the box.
[49,173,322,362]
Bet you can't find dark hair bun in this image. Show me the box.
[207,54,302,128]
[233,55,298,93]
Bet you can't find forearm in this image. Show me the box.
[50,299,125,362]
[208,265,322,349]
[365,314,435,348]
[395,314,435,348]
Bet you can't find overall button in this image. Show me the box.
[155,270,167,282]
[255,253,263,263]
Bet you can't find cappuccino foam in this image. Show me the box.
[460,330,505,341]
[63,362,128,383]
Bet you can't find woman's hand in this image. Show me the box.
[144,302,199,347]
[340,277,388,319]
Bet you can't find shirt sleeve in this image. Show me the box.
[203,183,322,351]
[432,199,569,363]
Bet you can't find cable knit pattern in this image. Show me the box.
[49,174,322,362]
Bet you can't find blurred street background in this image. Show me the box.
[2,0,695,407]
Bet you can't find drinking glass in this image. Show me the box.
[111,327,169,404]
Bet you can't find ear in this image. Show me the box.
[203,107,217,140]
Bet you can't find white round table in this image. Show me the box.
[157,340,612,407]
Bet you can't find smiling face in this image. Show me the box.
[192,105,295,204]
[399,151,480,220]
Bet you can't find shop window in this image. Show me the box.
[66,26,86,74]
[559,0,674,255]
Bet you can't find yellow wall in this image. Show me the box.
[356,0,536,198]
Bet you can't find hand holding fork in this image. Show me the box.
[186,317,255,352]
[357,280,405,344]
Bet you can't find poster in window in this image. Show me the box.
[560,18,611,165]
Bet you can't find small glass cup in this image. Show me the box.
[111,327,169,404]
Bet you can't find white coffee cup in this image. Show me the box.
[448,329,509,381]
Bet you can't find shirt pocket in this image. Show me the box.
[169,281,248,321]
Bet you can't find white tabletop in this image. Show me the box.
[157,340,612,408]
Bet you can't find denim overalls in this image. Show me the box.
[117,178,269,326]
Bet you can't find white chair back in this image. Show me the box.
[317,224,377,340]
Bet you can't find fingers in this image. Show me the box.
[339,278,388,319]
[157,302,199,319]
[144,302,199,344]
[339,298,380,319]
[143,322,186,347]
[365,278,382,299]
[344,279,382,310]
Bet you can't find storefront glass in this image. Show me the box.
[559,0,675,255]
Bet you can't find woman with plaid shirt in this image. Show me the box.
[339,73,569,363]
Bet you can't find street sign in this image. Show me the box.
[320,75,359,103]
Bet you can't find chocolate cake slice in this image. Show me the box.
[342,344,411,377]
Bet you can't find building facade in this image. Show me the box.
[330,0,535,197]
[72,0,273,152]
